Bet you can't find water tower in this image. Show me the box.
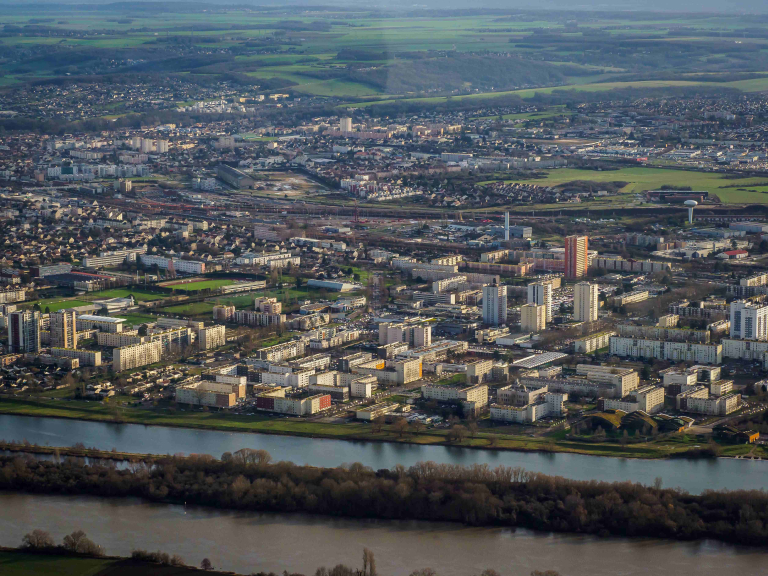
[684,199,698,224]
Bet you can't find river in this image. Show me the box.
[1,414,766,493]
[0,493,765,576]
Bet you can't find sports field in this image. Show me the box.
[161,279,235,292]
[484,167,768,204]
[159,302,215,316]
[88,288,166,302]
[29,299,90,312]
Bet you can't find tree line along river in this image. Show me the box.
[0,414,766,493]
[3,415,768,575]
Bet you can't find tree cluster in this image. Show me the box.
[2,453,768,547]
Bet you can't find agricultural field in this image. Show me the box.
[483,167,768,204]
[2,6,768,106]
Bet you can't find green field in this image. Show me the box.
[159,302,215,316]
[0,551,114,576]
[118,313,157,327]
[163,279,235,292]
[210,294,257,309]
[30,299,90,312]
[3,8,768,107]
[88,288,166,302]
[482,167,768,204]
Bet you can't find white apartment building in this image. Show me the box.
[378,322,432,348]
[609,337,722,364]
[602,385,664,414]
[482,284,508,326]
[97,331,143,347]
[520,303,546,333]
[432,275,468,293]
[490,392,567,423]
[573,331,616,354]
[730,300,768,340]
[157,318,204,331]
[261,368,314,389]
[140,254,206,274]
[51,347,102,367]
[198,325,226,350]
[113,341,163,372]
[176,382,237,408]
[350,375,377,398]
[527,282,553,321]
[722,338,768,360]
[76,315,125,333]
[422,384,488,407]
[574,282,599,322]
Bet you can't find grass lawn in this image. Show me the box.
[118,313,157,327]
[28,299,90,312]
[209,294,255,309]
[480,166,768,204]
[0,551,115,576]
[162,279,235,292]
[159,302,214,316]
[88,288,166,302]
[435,374,467,386]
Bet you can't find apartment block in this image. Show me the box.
[176,381,237,408]
[466,359,494,384]
[730,300,768,340]
[76,315,125,333]
[51,347,102,367]
[574,282,599,322]
[490,392,567,423]
[609,336,722,364]
[482,284,508,326]
[602,385,664,414]
[565,235,588,279]
[50,310,77,349]
[573,331,616,354]
[113,341,163,372]
[527,281,553,322]
[198,325,226,350]
[520,303,546,333]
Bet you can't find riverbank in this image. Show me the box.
[0,547,238,576]
[1,397,758,460]
[0,441,164,463]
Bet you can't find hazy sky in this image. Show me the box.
[0,0,765,13]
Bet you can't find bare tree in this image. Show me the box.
[363,548,376,576]
[393,418,410,438]
[372,415,385,433]
[201,558,214,570]
[449,425,467,443]
[22,530,54,549]
[410,570,437,576]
